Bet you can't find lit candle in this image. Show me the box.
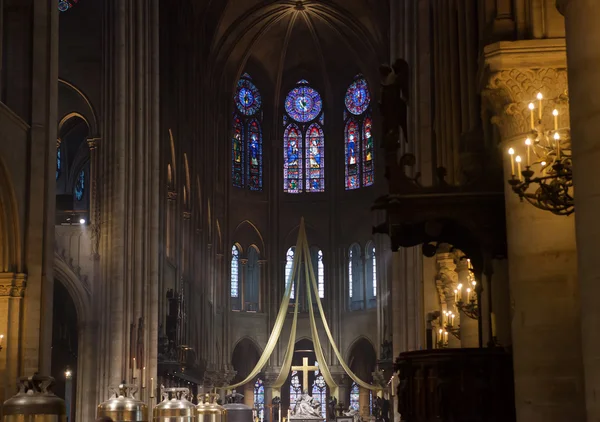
[457,284,463,302]
[467,287,472,302]
[142,366,146,388]
[444,331,448,343]
[438,329,443,347]
[132,358,137,380]
[528,103,535,129]
[515,156,522,181]
[525,138,531,167]
[554,132,561,158]
[553,109,559,130]
[0,334,4,347]
[537,92,543,120]
[150,377,155,398]
[454,289,458,302]
[508,148,515,175]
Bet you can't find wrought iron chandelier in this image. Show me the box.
[506,93,573,216]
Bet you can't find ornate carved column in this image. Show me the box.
[558,1,600,419]
[240,259,248,312]
[483,41,585,422]
[455,257,477,347]
[258,260,266,313]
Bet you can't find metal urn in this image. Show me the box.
[154,388,196,422]
[222,402,251,422]
[97,383,148,422]
[2,374,65,422]
[196,394,227,422]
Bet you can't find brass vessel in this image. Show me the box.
[222,402,252,422]
[2,374,65,422]
[97,383,148,422]
[197,394,227,422]
[154,388,196,422]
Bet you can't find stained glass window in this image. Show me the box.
[283,80,325,193]
[232,116,244,188]
[350,382,360,411]
[231,245,240,298]
[56,146,61,180]
[58,0,78,12]
[284,124,302,193]
[290,371,302,410]
[349,244,364,311]
[371,245,377,297]
[344,76,374,189]
[74,170,85,201]
[254,379,265,419]
[317,250,324,299]
[232,74,263,190]
[248,119,262,191]
[348,248,353,299]
[285,247,295,300]
[312,364,327,419]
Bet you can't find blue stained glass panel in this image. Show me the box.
[345,77,371,116]
[58,0,78,12]
[290,372,302,410]
[305,124,324,192]
[247,119,262,191]
[232,116,244,188]
[285,247,296,300]
[56,146,61,180]
[75,170,85,201]
[311,365,327,419]
[235,78,262,116]
[284,124,303,193]
[362,116,374,187]
[285,84,323,123]
[350,382,360,411]
[254,379,265,419]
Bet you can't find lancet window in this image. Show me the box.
[283,80,325,193]
[344,76,374,190]
[254,379,265,419]
[349,242,377,311]
[232,74,263,191]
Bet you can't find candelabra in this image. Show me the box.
[506,92,573,216]
[454,261,479,320]
[441,311,460,340]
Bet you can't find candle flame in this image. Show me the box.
[529,103,535,110]
[554,132,561,140]
[525,138,531,146]
[508,148,515,155]
[553,109,559,116]
[457,283,462,289]
[537,92,543,100]
[541,161,547,166]
[515,156,522,163]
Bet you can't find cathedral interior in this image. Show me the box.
[1,0,599,422]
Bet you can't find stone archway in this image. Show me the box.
[346,337,377,417]
[53,256,95,422]
[231,337,262,408]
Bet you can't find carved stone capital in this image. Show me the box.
[87,137,100,150]
[482,68,569,141]
[182,211,191,220]
[167,190,177,201]
[0,273,27,297]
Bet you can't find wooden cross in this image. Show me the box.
[291,357,319,392]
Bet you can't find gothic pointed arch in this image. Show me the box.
[0,157,22,272]
[232,73,263,191]
[283,80,325,193]
[344,75,373,189]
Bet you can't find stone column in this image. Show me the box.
[483,42,585,422]
[455,257,478,347]
[240,259,248,311]
[258,260,267,313]
[359,387,370,417]
[558,1,600,419]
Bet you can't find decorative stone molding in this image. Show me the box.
[482,68,569,140]
[0,273,27,297]
[183,211,191,220]
[435,251,458,304]
[167,190,177,201]
[86,137,100,150]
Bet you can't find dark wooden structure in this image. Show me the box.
[395,348,516,422]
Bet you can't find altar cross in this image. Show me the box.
[291,357,319,392]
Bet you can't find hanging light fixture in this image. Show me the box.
[506,92,573,216]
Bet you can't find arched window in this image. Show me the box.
[290,371,302,410]
[231,245,241,310]
[283,80,325,193]
[253,379,265,419]
[316,250,325,299]
[365,242,377,309]
[349,244,363,311]
[344,76,373,190]
[312,364,327,419]
[74,169,85,201]
[285,247,296,300]
[56,145,61,180]
[349,382,360,411]
[233,74,263,191]
[245,247,260,312]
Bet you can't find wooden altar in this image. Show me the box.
[395,348,515,422]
